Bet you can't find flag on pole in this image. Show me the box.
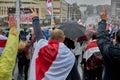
[29,39,75,80]
[46,0,52,15]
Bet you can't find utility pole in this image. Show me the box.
[68,4,71,21]
[16,0,20,32]
[60,0,62,23]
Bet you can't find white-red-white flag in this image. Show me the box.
[0,35,7,55]
[46,0,52,15]
[28,39,75,80]
[84,40,100,61]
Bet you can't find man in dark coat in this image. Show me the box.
[96,7,120,80]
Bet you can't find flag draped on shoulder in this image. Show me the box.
[29,39,75,80]
[0,35,7,55]
[84,40,100,61]
[0,27,19,80]
[46,0,52,15]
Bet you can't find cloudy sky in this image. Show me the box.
[78,0,111,6]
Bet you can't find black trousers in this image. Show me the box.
[18,59,30,80]
[17,52,30,80]
[66,59,81,80]
[86,67,103,80]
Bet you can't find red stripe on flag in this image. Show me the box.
[0,40,7,47]
[86,40,98,51]
[47,0,51,3]
[35,40,59,80]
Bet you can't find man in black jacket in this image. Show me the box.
[96,7,120,80]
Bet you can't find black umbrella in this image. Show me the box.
[57,21,86,40]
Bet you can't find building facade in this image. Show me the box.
[0,0,69,26]
[0,0,40,17]
[111,0,120,17]
[39,0,68,24]
[0,0,40,26]
[0,0,81,27]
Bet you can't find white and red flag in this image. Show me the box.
[77,19,83,25]
[29,39,75,80]
[84,40,100,61]
[46,0,52,15]
[0,35,7,55]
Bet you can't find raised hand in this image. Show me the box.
[100,6,107,20]
[30,8,38,18]
[8,15,17,28]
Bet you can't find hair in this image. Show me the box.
[64,37,75,49]
[50,29,65,42]
[92,33,96,40]
[116,29,120,43]
[18,40,26,51]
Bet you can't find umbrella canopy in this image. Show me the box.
[57,21,86,40]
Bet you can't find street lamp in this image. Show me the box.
[16,0,21,32]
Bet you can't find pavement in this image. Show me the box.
[13,62,18,80]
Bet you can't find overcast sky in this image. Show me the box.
[77,0,111,6]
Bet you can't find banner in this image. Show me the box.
[8,8,38,24]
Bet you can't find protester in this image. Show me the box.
[96,7,120,80]
[0,18,19,80]
[63,37,84,80]
[17,29,35,80]
[28,9,81,80]
[84,33,103,80]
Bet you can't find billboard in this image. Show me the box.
[8,8,39,24]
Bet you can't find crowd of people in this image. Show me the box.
[0,7,120,80]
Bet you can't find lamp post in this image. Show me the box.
[16,0,21,32]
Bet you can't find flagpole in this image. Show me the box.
[51,0,54,27]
